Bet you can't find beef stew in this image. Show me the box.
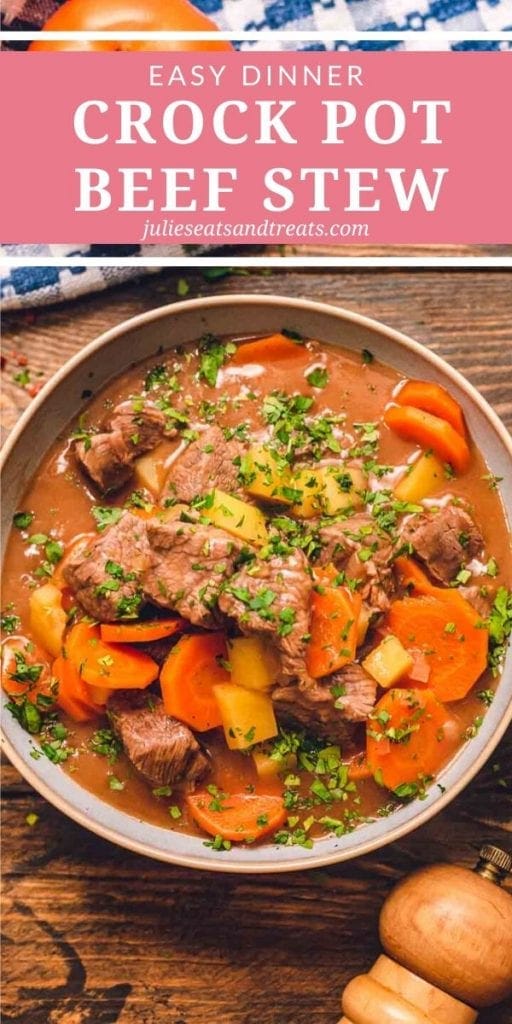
[2,330,511,853]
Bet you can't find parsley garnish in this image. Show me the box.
[91,506,123,532]
[486,587,512,675]
[306,367,329,389]
[9,651,43,685]
[109,775,125,791]
[13,511,34,530]
[198,336,236,387]
[144,364,170,390]
[89,728,122,762]
[203,834,232,851]
[277,607,296,637]
[1,609,21,634]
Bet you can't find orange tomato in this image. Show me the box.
[29,0,233,50]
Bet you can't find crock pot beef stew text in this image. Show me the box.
[3,332,511,850]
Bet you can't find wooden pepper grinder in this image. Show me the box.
[340,845,512,1024]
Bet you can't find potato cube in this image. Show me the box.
[204,489,268,547]
[229,637,280,691]
[394,451,445,504]
[319,466,367,515]
[363,634,414,688]
[213,682,278,749]
[243,445,293,504]
[291,468,323,519]
[29,582,67,658]
[134,445,168,497]
[253,750,297,779]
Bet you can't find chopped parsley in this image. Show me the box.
[277,607,296,637]
[13,511,34,530]
[144,364,170,390]
[477,689,494,707]
[203,834,232,851]
[1,608,21,634]
[9,650,43,686]
[153,785,173,798]
[91,506,123,532]
[108,775,125,792]
[6,695,42,734]
[198,336,236,387]
[227,585,277,622]
[89,728,122,762]
[482,473,503,491]
[486,587,512,675]
[464,715,484,740]
[306,367,329,389]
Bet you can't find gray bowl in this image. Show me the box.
[2,294,511,872]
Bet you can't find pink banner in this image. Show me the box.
[1,50,510,245]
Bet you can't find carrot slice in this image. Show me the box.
[187,790,287,842]
[87,684,113,705]
[366,688,457,792]
[306,570,362,679]
[160,633,228,731]
[231,334,304,366]
[392,555,489,699]
[394,555,437,595]
[347,757,373,781]
[387,593,488,702]
[396,380,466,437]
[100,618,186,644]
[65,621,159,689]
[1,637,54,701]
[384,405,471,474]
[52,654,101,722]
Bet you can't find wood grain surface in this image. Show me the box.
[2,267,512,1024]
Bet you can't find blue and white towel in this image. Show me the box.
[0,244,224,309]
[2,0,511,36]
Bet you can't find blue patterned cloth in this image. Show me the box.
[2,0,511,35]
[216,0,512,33]
[0,244,226,309]
[0,259,162,310]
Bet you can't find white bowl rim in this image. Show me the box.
[1,292,511,873]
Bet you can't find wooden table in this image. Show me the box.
[2,267,512,1024]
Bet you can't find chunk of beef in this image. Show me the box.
[327,663,377,721]
[75,432,134,493]
[109,400,167,456]
[144,518,243,628]
[400,506,483,584]
[63,512,151,621]
[273,663,376,746]
[108,690,209,788]
[166,426,244,503]
[136,635,181,666]
[75,400,168,494]
[219,550,312,677]
[318,514,395,614]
